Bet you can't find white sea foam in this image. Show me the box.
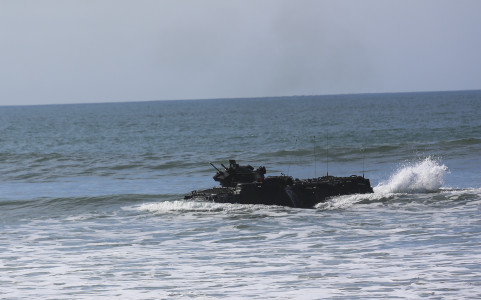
[374,156,448,194]
[136,199,277,214]
[138,200,230,213]
[4,187,481,299]
[316,192,387,210]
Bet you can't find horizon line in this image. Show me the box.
[2,88,480,108]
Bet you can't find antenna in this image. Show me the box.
[287,137,297,176]
[362,134,368,178]
[326,127,329,177]
[362,146,365,178]
[314,135,317,178]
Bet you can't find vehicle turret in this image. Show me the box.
[211,160,266,187]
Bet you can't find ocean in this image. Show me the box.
[1,90,480,299]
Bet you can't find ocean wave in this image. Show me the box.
[261,144,413,164]
[1,194,177,213]
[136,200,271,214]
[137,200,236,213]
[317,187,481,211]
[134,200,296,218]
[375,156,448,194]
[439,137,481,147]
[259,138,481,165]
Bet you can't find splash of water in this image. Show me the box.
[375,156,448,194]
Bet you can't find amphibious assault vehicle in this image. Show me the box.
[184,160,373,208]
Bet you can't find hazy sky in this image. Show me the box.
[1,0,481,105]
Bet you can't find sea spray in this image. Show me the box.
[375,156,448,194]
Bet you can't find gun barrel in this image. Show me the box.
[210,162,221,172]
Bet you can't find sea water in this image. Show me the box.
[1,91,480,299]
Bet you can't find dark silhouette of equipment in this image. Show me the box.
[185,160,373,209]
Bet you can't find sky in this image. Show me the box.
[1,0,481,106]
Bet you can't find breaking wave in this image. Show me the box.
[135,200,293,217]
[137,200,262,214]
[375,156,448,194]
[138,200,228,213]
